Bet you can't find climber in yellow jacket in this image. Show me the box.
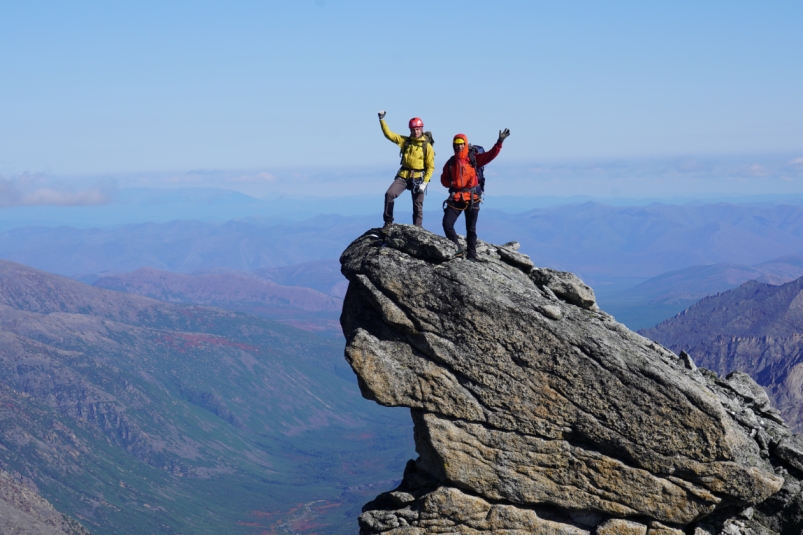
[378,110,435,229]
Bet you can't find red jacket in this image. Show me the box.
[441,137,502,202]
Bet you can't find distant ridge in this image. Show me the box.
[641,275,803,431]
[4,202,803,281]
[93,266,343,334]
[598,254,803,329]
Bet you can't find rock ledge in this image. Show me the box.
[340,225,803,534]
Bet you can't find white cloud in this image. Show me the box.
[748,164,769,177]
[0,175,111,207]
[20,188,110,206]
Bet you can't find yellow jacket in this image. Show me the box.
[380,119,435,183]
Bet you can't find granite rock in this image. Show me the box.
[340,225,800,534]
[596,518,647,535]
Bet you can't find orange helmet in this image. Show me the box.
[408,117,424,128]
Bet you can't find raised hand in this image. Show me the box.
[378,110,386,120]
[498,128,510,144]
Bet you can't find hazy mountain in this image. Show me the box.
[0,215,375,276]
[3,203,803,282]
[6,201,803,338]
[753,254,803,282]
[252,259,348,298]
[0,188,376,231]
[93,266,343,334]
[598,254,803,330]
[0,259,413,534]
[493,202,803,278]
[641,276,803,432]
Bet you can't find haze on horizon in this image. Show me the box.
[1,1,802,204]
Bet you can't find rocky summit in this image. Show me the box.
[339,225,803,535]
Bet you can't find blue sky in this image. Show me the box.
[1,1,802,200]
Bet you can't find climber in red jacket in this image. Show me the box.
[440,129,510,260]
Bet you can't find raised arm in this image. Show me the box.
[476,142,502,166]
[476,128,510,166]
[378,111,405,146]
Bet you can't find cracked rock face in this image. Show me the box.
[340,225,803,534]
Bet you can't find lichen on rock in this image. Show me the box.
[340,225,803,534]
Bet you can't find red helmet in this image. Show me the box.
[408,117,424,129]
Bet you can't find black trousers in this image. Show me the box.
[443,201,479,259]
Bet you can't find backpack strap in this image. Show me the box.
[468,145,478,169]
[399,138,409,164]
[423,140,428,165]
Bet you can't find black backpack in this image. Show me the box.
[468,145,486,193]
[400,131,434,167]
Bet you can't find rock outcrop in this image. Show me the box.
[340,225,803,534]
[0,468,92,535]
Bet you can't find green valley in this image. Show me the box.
[0,259,413,534]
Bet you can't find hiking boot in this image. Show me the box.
[382,221,393,232]
[454,246,466,258]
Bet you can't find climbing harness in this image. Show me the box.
[443,192,481,212]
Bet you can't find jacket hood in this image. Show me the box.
[453,134,469,159]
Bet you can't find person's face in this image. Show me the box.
[453,142,465,153]
[410,126,423,138]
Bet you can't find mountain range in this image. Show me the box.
[642,275,803,432]
[598,254,803,329]
[5,201,803,332]
[92,266,343,335]
[6,201,803,532]
[4,203,803,283]
[251,259,348,298]
[0,259,413,534]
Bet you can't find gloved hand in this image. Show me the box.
[378,110,386,120]
[498,128,510,144]
[417,182,427,194]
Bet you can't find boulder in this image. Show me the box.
[340,226,794,534]
[774,434,803,472]
[496,245,535,272]
[529,267,597,310]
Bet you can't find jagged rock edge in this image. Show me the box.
[341,226,796,532]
